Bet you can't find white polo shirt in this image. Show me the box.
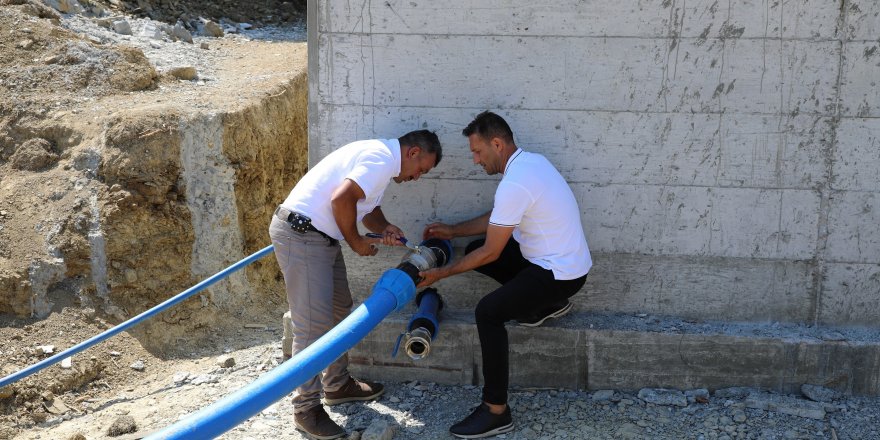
[281,139,401,240]
[488,149,592,280]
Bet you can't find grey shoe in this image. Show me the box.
[293,406,346,440]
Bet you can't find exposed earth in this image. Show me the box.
[1,2,880,440]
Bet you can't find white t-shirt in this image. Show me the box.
[281,139,401,240]
[488,149,592,280]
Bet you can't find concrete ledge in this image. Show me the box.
[349,311,880,396]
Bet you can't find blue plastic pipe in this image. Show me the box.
[0,245,275,389]
[145,268,418,440]
[409,288,442,337]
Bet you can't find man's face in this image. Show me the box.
[468,134,502,175]
[394,147,436,183]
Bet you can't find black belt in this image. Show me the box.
[274,206,338,246]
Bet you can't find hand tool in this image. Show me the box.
[365,233,420,251]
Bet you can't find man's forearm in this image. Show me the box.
[451,211,492,237]
[362,207,391,233]
[436,243,497,279]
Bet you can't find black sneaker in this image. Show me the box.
[449,403,514,438]
[516,300,572,327]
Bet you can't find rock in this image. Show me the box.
[38,344,56,354]
[200,42,210,50]
[362,418,395,440]
[167,66,197,80]
[107,415,137,436]
[10,138,59,171]
[714,387,759,400]
[172,371,190,385]
[67,434,87,440]
[638,388,688,407]
[17,39,35,50]
[45,0,85,14]
[821,331,847,341]
[190,374,219,385]
[124,269,138,283]
[203,20,224,37]
[591,389,616,401]
[616,422,641,440]
[112,19,132,35]
[139,22,164,40]
[95,17,114,28]
[172,23,193,43]
[686,388,710,404]
[0,385,14,399]
[801,384,842,403]
[130,360,145,371]
[43,397,70,415]
[61,357,72,369]
[744,391,826,420]
[216,355,236,368]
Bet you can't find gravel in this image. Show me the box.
[17,329,877,440]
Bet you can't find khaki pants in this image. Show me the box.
[269,215,353,413]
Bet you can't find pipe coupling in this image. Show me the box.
[403,327,433,360]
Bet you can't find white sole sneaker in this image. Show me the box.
[451,422,514,439]
[517,301,573,327]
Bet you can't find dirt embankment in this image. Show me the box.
[0,1,307,436]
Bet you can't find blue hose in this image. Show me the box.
[0,245,275,389]
[145,268,417,439]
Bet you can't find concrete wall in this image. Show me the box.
[308,0,880,326]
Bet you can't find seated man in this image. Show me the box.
[419,111,591,439]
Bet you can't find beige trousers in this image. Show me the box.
[269,215,353,413]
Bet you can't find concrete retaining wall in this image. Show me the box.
[309,0,880,326]
[349,314,880,396]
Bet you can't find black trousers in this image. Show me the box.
[467,237,587,405]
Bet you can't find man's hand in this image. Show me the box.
[350,235,381,256]
[380,224,406,246]
[423,222,454,240]
[417,268,444,288]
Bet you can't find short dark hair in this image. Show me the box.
[462,111,514,144]
[399,129,442,166]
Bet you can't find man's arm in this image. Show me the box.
[423,211,492,240]
[362,206,406,246]
[417,223,513,287]
[330,179,379,256]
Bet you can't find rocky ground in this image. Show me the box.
[2,2,880,440]
[5,315,880,440]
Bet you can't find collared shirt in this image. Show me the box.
[281,139,401,240]
[488,149,592,280]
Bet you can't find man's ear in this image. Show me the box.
[408,146,421,159]
[491,137,504,152]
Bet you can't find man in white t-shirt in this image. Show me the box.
[419,112,591,439]
[269,130,442,440]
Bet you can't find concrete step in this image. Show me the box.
[348,310,880,396]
